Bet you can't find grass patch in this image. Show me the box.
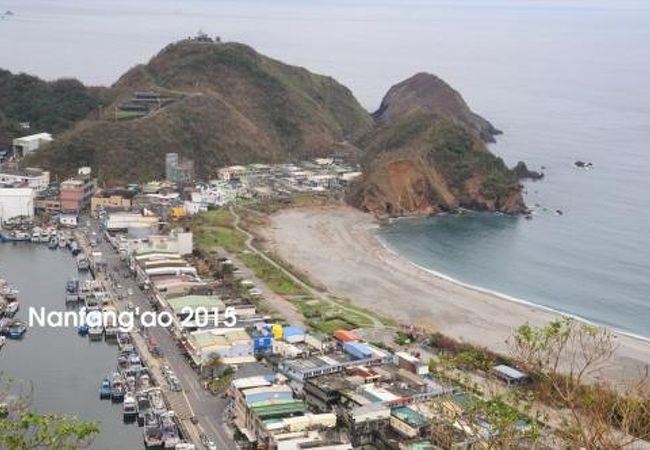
[195,225,247,253]
[330,297,398,327]
[191,209,248,253]
[239,252,306,296]
[312,318,356,334]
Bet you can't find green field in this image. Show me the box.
[240,253,306,296]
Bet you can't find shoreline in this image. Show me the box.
[374,232,650,347]
[263,205,650,386]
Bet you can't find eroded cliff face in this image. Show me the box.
[349,112,526,218]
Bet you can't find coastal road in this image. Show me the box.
[87,221,239,450]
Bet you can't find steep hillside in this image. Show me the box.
[0,69,106,144]
[348,112,525,217]
[372,72,501,142]
[27,40,373,183]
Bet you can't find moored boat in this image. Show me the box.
[160,411,180,448]
[77,254,90,271]
[111,373,126,403]
[136,390,152,426]
[123,393,138,421]
[99,377,112,399]
[143,412,163,449]
[88,325,103,341]
[4,320,27,339]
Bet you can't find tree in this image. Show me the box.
[429,353,545,449]
[0,376,99,449]
[203,352,224,379]
[510,317,650,449]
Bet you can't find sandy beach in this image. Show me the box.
[262,206,650,385]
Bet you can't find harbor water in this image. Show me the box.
[0,243,143,449]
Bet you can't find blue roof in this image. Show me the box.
[283,326,305,337]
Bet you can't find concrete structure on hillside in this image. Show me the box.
[165,152,195,183]
[0,188,34,223]
[0,166,50,191]
[12,133,53,158]
[59,167,97,212]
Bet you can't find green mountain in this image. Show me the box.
[26,40,373,183]
[348,74,526,217]
[0,69,106,144]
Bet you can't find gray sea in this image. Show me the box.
[0,244,144,449]
[1,1,649,337]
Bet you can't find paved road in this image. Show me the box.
[87,221,238,450]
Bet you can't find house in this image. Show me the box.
[59,167,97,212]
[12,133,53,158]
[0,166,50,191]
[491,364,529,386]
[91,189,136,215]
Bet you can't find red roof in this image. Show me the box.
[333,329,360,342]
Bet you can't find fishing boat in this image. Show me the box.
[4,301,19,317]
[99,377,112,399]
[123,393,138,421]
[4,320,27,339]
[138,373,151,391]
[0,283,19,301]
[136,391,152,426]
[77,254,90,271]
[148,388,166,415]
[88,325,103,341]
[111,373,126,403]
[0,335,6,349]
[70,240,81,255]
[1,231,31,242]
[58,236,67,248]
[117,332,134,352]
[65,278,79,302]
[143,412,163,449]
[48,238,58,249]
[160,411,180,448]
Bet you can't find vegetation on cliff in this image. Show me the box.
[348,112,525,217]
[349,72,526,217]
[0,69,106,144]
[26,40,372,183]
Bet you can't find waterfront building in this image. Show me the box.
[0,166,50,191]
[0,187,34,223]
[59,167,97,212]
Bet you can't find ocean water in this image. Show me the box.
[1,0,649,337]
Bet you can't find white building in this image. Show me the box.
[0,167,50,191]
[12,133,53,158]
[0,188,34,223]
[104,212,159,233]
[125,229,193,256]
[217,165,247,181]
